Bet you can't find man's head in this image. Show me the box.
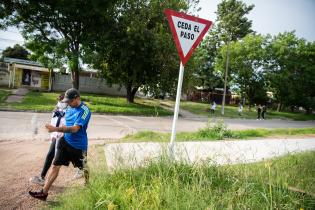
[62,88,81,107]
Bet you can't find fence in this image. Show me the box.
[52,73,127,96]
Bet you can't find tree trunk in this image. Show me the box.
[126,85,139,103]
[70,42,80,90]
[71,70,79,90]
[277,102,282,112]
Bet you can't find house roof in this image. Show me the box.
[4,57,43,67]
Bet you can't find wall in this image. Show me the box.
[14,68,22,88]
[0,62,9,86]
[52,73,127,96]
[40,72,50,89]
[0,71,9,86]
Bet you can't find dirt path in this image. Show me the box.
[0,139,80,210]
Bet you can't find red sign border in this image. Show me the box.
[164,9,213,65]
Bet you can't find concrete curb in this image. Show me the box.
[104,138,315,170]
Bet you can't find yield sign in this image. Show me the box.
[164,9,213,65]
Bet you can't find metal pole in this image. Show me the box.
[13,65,16,88]
[169,62,185,156]
[8,64,11,88]
[221,40,230,115]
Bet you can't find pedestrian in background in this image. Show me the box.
[210,101,216,114]
[238,103,243,116]
[262,105,267,120]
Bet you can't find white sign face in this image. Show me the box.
[171,16,207,57]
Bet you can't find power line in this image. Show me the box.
[5,30,21,34]
[0,37,24,43]
[0,29,21,34]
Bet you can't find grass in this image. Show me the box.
[0,88,11,104]
[47,148,315,210]
[0,91,172,116]
[179,101,315,121]
[1,89,314,120]
[123,121,315,142]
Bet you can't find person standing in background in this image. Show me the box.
[210,101,216,114]
[262,105,267,120]
[238,103,243,116]
[257,104,262,120]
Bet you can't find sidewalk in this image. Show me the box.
[5,88,29,103]
[159,101,200,118]
[104,138,315,170]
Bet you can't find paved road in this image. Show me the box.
[0,111,314,141]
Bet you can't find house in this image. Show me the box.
[0,57,127,96]
[186,87,233,104]
[2,57,51,90]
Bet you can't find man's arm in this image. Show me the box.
[45,124,81,133]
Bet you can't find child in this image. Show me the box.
[29,93,68,185]
[210,101,216,114]
[238,103,243,116]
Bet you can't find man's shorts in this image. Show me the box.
[53,137,87,169]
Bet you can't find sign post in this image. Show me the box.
[164,9,212,156]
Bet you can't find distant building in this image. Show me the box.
[2,57,51,90]
[0,57,127,96]
[186,87,233,104]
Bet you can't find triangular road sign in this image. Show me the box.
[164,9,213,65]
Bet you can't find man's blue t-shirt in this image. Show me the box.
[64,102,91,150]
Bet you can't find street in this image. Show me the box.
[0,110,314,209]
[0,111,314,141]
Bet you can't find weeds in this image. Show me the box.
[49,151,315,210]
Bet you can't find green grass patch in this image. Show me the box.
[0,88,10,103]
[179,101,315,121]
[48,150,315,210]
[123,122,315,142]
[0,91,172,116]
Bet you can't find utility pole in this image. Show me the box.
[221,40,230,115]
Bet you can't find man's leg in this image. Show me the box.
[43,165,61,194]
[29,165,61,200]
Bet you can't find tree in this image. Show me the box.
[192,27,223,91]
[1,44,29,60]
[1,0,116,90]
[89,0,193,103]
[215,0,254,114]
[216,34,268,109]
[265,32,315,112]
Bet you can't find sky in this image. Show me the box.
[197,0,315,41]
[0,0,315,52]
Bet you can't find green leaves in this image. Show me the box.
[1,44,29,60]
[216,0,254,41]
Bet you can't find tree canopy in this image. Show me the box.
[88,0,194,103]
[1,0,116,89]
[1,44,29,60]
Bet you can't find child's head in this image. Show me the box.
[58,93,65,102]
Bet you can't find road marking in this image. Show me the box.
[107,116,134,131]
[117,116,142,123]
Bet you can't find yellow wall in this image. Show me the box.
[41,72,49,89]
[14,68,22,88]
[12,68,50,90]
